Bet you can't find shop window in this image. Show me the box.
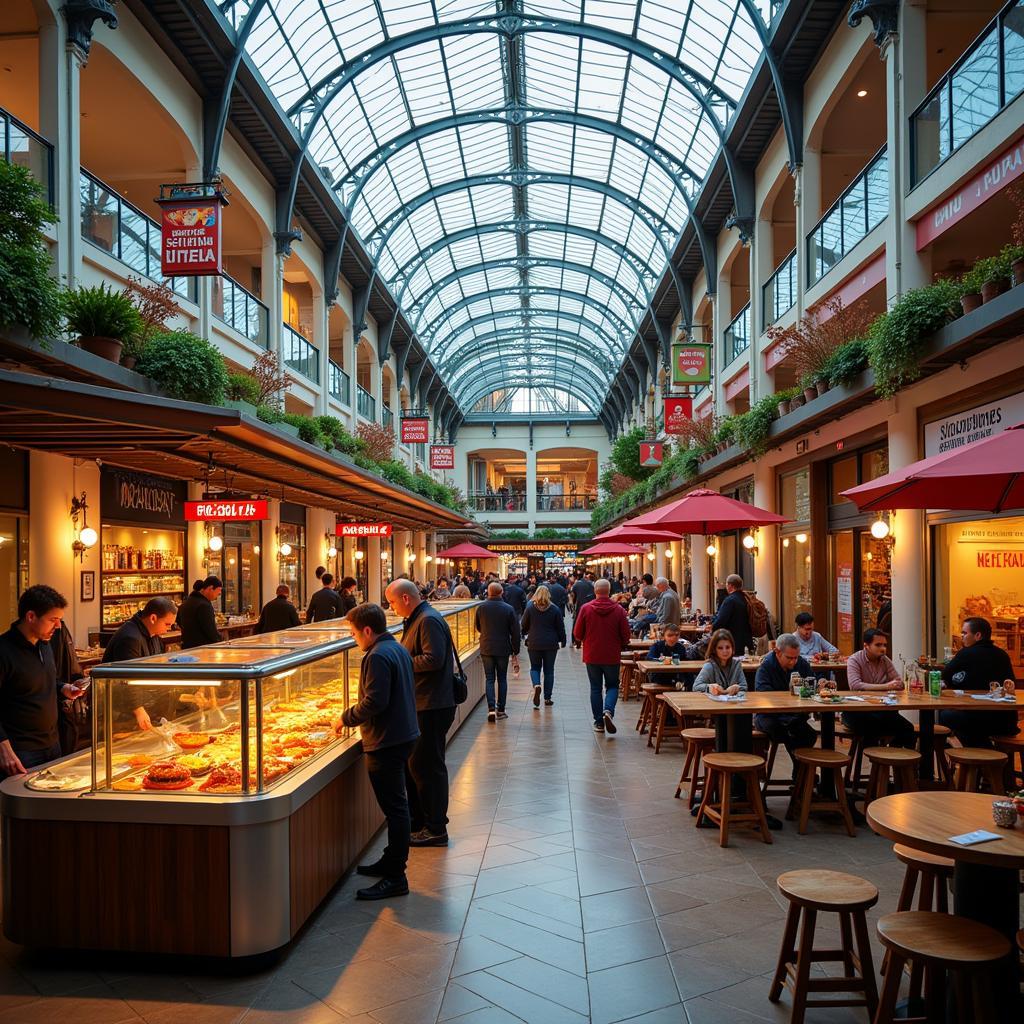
[204,522,262,619]
[779,468,812,630]
[0,515,29,628]
[859,446,889,484]
[100,525,185,629]
[278,522,305,608]
[780,468,811,522]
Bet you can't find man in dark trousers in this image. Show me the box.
[0,585,86,776]
[753,633,816,769]
[307,572,343,623]
[547,577,569,615]
[177,576,222,648]
[570,572,596,646]
[474,581,521,722]
[257,585,300,633]
[337,602,420,900]
[385,578,457,847]
[712,574,754,654]
[574,578,630,734]
[502,575,527,616]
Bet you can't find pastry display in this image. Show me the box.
[112,776,144,792]
[199,764,242,793]
[142,762,193,790]
[175,754,214,777]
[173,732,211,750]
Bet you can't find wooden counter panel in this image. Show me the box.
[2,817,230,955]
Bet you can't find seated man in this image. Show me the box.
[648,624,701,691]
[794,612,839,660]
[754,634,817,773]
[843,629,915,747]
[939,616,1019,747]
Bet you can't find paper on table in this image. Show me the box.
[969,694,1016,702]
[948,829,1005,846]
[706,693,746,702]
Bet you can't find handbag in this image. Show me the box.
[451,641,469,705]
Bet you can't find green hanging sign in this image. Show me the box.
[671,341,712,385]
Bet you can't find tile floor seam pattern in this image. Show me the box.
[1,636,1021,1023]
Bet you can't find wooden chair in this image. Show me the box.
[769,869,879,1024]
[913,722,952,786]
[694,752,772,847]
[862,747,920,809]
[874,911,1011,1023]
[675,727,715,808]
[946,747,1007,794]
[992,733,1024,789]
[787,748,856,836]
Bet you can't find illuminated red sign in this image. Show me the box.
[430,445,455,469]
[336,522,393,537]
[664,397,693,434]
[639,441,663,467]
[158,195,223,277]
[184,499,268,522]
[401,417,430,443]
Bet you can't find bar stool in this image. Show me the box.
[914,722,952,785]
[647,688,676,749]
[842,727,892,794]
[694,752,772,847]
[675,727,715,808]
[769,869,879,1024]
[787,748,856,836]
[862,747,920,809]
[619,655,639,702]
[874,911,1010,1023]
[636,682,670,735]
[946,747,1007,794]
[992,733,1024,789]
[653,694,686,753]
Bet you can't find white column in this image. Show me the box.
[262,501,282,605]
[58,32,85,287]
[690,536,710,616]
[310,285,328,414]
[752,459,778,620]
[262,243,284,363]
[526,446,537,531]
[794,156,819,320]
[415,530,428,583]
[367,535,382,604]
[669,540,684,594]
[655,543,667,579]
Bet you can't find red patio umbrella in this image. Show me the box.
[626,488,790,534]
[842,421,1024,512]
[435,542,500,559]
[579,541,647,557]
[595,524,683,543]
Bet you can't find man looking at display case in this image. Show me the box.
[256,585,300,634]
[306,573,343,623]
[338,602,420,900]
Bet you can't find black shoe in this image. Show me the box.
[533,685,541,708]
[544,699,554,707]
[594,722,605,733]
[356,876,409,900]
[487,709,496,722]
[603,710,617,734]
[766,815,783,831]
[410,828,449,847]
[496,710,508,720]
[356,858,388,876]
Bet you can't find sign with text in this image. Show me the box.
[400,417,430,444]
[157,187,223,277]
[664,396,693,434]
[101,468,186,526]
[184,499,268,522]
[671,342,711,385]
[837,563,854,634]
[639,441,663,467]
[430,444,455,470]
[924,391,1024,456]
[336,522,393,538]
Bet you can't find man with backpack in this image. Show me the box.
[711,574,767,654]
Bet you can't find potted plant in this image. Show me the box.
[971,254,1012,304]
[789,391,805,410]
[958,263,984,314]
[800,374,819,404]
[1002,242,1024,287]
[225,370,261,414]
[775,385,799,417]
[63,284,142,363]
[135,329,228,404]
[120,277,179,368]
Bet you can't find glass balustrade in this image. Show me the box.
[1,107,53,204]
[212,274,268,348]
[282,323,319,383]
[724,303,751,364]
[762,250,796,328]
[357,386,376,421]
[328,360,351,405]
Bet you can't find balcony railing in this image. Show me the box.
[724,303,751,364]
[762,250,796,329]
[282,322,319,383]
[469,490,527,512]
[912,0,1024,185]
[382,405,394,431]
[807,147,888,286]
[537,490,598,512]
[80,170,195,301]
[357,385,376,421]
[1,107,53,204]
[212,273,268,348]
[328,360,350,405]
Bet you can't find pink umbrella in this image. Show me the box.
[595,524,684,543]
[579,541,647,557]
[842,421,1024,512]
[436,542,499,559]
[626,488,790,533]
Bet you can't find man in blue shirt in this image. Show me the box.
[794,613,839,660]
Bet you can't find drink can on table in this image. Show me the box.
[928,670,942,698]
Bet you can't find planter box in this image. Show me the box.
[271,421,301,439]
[224,399,259,418]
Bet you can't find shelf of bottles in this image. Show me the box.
[100,526,186,628]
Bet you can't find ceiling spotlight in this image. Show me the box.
[856,89,868,97]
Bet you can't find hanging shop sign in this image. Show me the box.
[671,341,712,385]
[101,468,187,526]
[639,441,664,467]
[155,183,226,277]
[430,444,456,470]
[336,522,393,537]
[923,391,1024,456]
[184,499,269,522]
[664,396,693,434]
[401,416,430,444]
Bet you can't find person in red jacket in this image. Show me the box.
[573,578,631,734]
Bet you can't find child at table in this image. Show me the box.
[648,625,701,690]
[693,629,748,695]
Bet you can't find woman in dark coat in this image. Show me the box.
[520,585,566,708]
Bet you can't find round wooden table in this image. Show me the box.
[868,791,1024,1017]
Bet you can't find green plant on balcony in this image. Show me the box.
[0,160,62,344]
[120,277,178,366]
[135,329,228,405]
[734,394,780,456]
[63,283,142,363]
[225,371,261,406]
[820,338,869,389]
[712,415,738,452]
[314,415,363,456]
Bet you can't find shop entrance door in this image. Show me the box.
[829,529,893,655]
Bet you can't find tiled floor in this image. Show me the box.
[1,645,1020,1023]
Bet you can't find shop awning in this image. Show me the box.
[436,542,499,559]
[579,542,646,556]
[625,488,790,534]
[0,369,467,530]
[595,524,683,543]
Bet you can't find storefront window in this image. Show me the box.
[204,522,262,619]
[779,468,812,629]
[100,524,186,628]
[278,522,305,607]
[933,516,1024,671]
[0,515,28,627]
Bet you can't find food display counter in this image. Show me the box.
[1,601,484,958]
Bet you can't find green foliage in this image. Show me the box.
[314,415,364,456]
[610,425,656,481]
[63,283,142,342]
[734,395,779,456]
[226,371,261,405]
[0,160,62,341]
[256,403,284,424]
[961,253,1012,294]
[136,330,228,405]
[713,415,738,447]
[820,339,869,388]
[378,459,416,489]
[867,278,963,398]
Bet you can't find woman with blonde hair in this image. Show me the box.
[521,585,566,709]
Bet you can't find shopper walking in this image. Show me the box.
[573,578,630,734]
[385,578,457,847]
[546,576,569,615]
[521,585,566,708]
[307,573,344,622]
[256,585,300,633]
[176,576,222,649]
[338,602,419,900]
[502,575,527,616]
[474,582,521,721]
[570,572,596,646]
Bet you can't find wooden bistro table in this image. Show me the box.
[867,791,1024,1016]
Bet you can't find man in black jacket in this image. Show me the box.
[337,576,359,615]
[0,585,86,776]
[712,574,754,654]
[257,585,300,633]
[177,576,222,648]
[547,578,569,614]
[753,634,816,769]
[502,575,527,616]
[338,602,420,900]
[307,573,344,623]
[385,578,457,847]
[475,582,522,721]
[570,573,596,645]
[940,617,1019,746]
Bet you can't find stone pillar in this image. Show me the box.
[366,535,382,604]
[415,530,428,583]
[312,284,329,414]
[526,445,537,532]
[60,31,85,287]
[669,540,684,595]
[655,544,667,579]
[794,157,819,321]
[752,459,779,620]
[690,536,710,616]
[262,501,282,605]
[262,242,284,362]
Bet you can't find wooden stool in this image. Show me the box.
[653,694,685,753]
[675,727,715,807]
[914,722,952,785]
[636,683,669,735]
[694,752,772,847]
[787,748,856,836]
[842,730,872,792]
[874,911,1011,1023]
[619,657,638,702]
[992,733,1024,789]
[863,747,920,808]
[769,869,879,1024]
[947,747,1007,794]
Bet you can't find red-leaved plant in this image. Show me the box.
[357,421,396,463]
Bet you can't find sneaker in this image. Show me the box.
[487,710,496,722]
[603,710,617,734]
[593,722,605,733]
[409,828,449,847]
[495,710,508,720]
[356,858,388,877]
[544,699,554,707]
[533,685,541,708]
[356,876,409,900]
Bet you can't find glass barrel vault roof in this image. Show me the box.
[228,0,773,415]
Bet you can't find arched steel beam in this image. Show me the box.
[453,357,610,406]
[456,369,606,415]
[434,326,620,372]
[446,344,615,395]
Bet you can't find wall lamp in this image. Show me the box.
[70,492,97,562]
[742,529,759,556]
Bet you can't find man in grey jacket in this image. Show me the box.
[654,577,681,628]
[474,582,521,721]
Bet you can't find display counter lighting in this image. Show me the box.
[128,678,223,687]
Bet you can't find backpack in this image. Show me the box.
[743,590,770,639]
